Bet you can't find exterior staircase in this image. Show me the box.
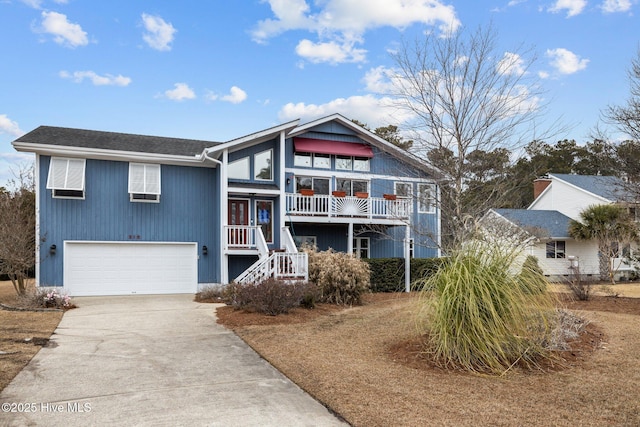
[234,226,308,284]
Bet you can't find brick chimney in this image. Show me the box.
[533,178,551,200]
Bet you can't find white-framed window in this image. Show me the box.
[336,179,369,196]
[546,241,566,259]
[255,200,274,243]
[353,157,370,171]
[335,156,352,170]
[313,153,331,169]
[228,157,250,180]
[295,176,329,194]
[46,157,86,199]
[409,238,415,258]
[254,149,273,181]
[129,163,161,203]
[418,183,436,213]
[294,152,311,167]
[353,237,370,259]
[294,235,317,249]
[395,182,412,198]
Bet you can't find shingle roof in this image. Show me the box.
[493,209,572,239]
[551,173,630,202]
[14,126,220,157]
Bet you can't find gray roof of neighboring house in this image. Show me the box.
[551,173,630,202]
[14,126,220,157]
[493,208,572,239]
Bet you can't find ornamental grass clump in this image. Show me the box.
[416,243,557,374]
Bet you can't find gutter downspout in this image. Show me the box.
[201,150,228,284]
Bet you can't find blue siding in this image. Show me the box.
[283,130,440,260]
[39,156,219,286]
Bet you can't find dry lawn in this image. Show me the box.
[217,288,640,426]
[0,281,63,392]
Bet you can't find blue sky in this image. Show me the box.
[0,0,638,184]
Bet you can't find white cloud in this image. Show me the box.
[0,114,25,137]
[141,13,176,51]
[538,70,550,79]
[363,66,397,93]
[20,0,43,8]
[221,86,248,104]
[252,0,460,64]
[163,83,196,101]
[59,70,132,86]
[295,38,366,64]
[548,0,587,17]
[546,48,589,74]
[38,11,88,48]
[497,52,527,76]
[600,0,634,13]
[207,86,248,104]
[278,94,408,128]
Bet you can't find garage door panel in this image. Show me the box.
[64,242,198,296]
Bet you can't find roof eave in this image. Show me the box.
[288,113,448,181]
[12,142,212,167]
[204,119,300,158]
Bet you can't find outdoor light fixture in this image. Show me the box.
[286,177,291,185]
[49,244,56,255]
[202,245,208,255]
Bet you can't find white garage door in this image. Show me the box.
[64,241,198,296]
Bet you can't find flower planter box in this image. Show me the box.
[332,191,347,197]
[383,194,397,200]
[355,192,369,199]
[299,189,314,196]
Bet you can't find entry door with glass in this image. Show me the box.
[228,199,249,246]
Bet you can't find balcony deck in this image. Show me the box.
[285,193,411,222]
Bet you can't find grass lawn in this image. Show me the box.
[0,281,64,392]
[2,279,640,425]
[217,287,640,426]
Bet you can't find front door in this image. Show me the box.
[228,199,249,246]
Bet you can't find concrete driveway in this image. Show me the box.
[0,295,346,426]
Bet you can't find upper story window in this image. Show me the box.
[294,152,311,167]
[255,149,273,181]
[353,157,370,171]
[295,176,329,195]
[46,157,86,199]
[336,156,352,170]
[129,163,161,203]
[228,157,250,180]
[313,153,331,169]
[418,183,436,213]
[336,179,369,196]
[395,182,412,198]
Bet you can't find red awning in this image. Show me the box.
[294,137,373,158]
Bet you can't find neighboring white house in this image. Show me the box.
[485,173,637,282]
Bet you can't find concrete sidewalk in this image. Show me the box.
[0,295,346,426]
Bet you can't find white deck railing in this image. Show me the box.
[234,252,309,284]
[225,225,260,250]
[285,193,411,219]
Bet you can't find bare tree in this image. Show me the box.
[0,164,36,295]
[603,48,640,142]
[387,24,556,249]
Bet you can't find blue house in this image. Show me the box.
[13,114,443,296]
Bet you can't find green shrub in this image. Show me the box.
[305,248,370,306]
[366,258,445,292]
[223,279,317,315]
[416,243,557,374]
